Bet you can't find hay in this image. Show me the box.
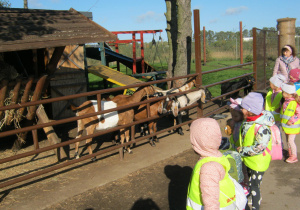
[0,86,33,144]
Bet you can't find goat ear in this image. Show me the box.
[158,101,164,114]
[172,101,179,117]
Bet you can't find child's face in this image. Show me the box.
[241,108,256,118]
[283,50,292,57]
[270,82,278,90]
[282,91,293,99]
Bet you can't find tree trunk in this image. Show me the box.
[165,0,192,88]
[165,0,177,89]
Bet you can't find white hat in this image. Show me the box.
[269,74,286,88]
[281,83,296,94]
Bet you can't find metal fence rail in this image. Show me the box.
[0,9,268,190]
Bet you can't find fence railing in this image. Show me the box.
[0,10,263,190]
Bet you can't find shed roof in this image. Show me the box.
[0,8,116,53]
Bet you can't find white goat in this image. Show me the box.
[170,89,206,135]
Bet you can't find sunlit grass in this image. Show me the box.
[86,57,253,97]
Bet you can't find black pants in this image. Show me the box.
[247,168,264,210]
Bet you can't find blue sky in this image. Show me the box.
[12,0,300,42]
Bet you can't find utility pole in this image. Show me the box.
[24,0,28,9]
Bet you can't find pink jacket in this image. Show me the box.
[282,98,300,124]
[273,57,300,82]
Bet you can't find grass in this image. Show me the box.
[86,58,253,97]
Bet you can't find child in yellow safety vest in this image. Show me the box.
[280,83,300,163]
[238,92,275,210]
[265,74,285,125]
[187,118,238,210]
[225,98,244,149]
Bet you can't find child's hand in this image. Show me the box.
[287,121,293,126]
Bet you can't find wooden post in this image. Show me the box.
[240,21,243,64]
[203,26,206,65]
[36,105,68,161]
[193,9,203,118]
[46,46,65,75]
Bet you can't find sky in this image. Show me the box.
[12,0,300,42]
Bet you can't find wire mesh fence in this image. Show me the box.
[254,29,278,90]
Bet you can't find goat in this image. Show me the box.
[170,89,206,135]
[70,85,156,161]
[134,96,179,146]
[110,94,178,147]
[220,75,255,106]
[155,78,196,96]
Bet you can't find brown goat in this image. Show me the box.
[110,94,179,146]
[70,85,156,161]
[134,96,178,146]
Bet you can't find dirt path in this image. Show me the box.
[1,103,300,210]
[45,148,300,210]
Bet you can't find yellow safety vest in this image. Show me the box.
[186,156,236,210]
[281,101,300,134]
[297,88,300,96]
[229,135,240,150]
[239,123,272,172]
[265,90,282,122]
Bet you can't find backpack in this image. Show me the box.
[222,150,244,183]
[255,124,283,160]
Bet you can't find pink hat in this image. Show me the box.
[289,68,300,83]
[190,118,223,158]
[229,98,243,111]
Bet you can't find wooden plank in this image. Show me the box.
[36,105,68,161]
[88,65,143,91]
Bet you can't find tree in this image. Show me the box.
[0,0,10,8]
[165,0,192,88]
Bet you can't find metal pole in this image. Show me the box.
[141,32,145,73]
[132,33,137,74]
[253,28,257,91]
[240,21,243,64]
[193,9,203,117]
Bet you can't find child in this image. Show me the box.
[238,92,275,210]
[280,83,300,163]
[289,68,300,94]
[265,74,285,125]
[187,118,239,209]
[225,98,244,149]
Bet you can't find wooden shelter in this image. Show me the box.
[0,8,116,119]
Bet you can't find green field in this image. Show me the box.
[87,59,253,97]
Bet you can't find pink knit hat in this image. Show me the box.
[289,68,300,83]
[190,118,223,158]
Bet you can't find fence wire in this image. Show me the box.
[255,29,278,90]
